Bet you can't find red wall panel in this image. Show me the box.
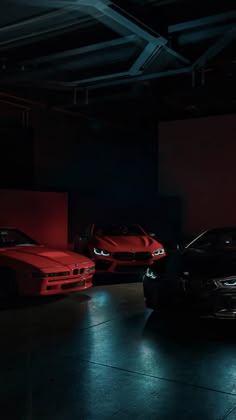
[0,190,68,248]
[159,114,236,236]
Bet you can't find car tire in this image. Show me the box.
[0,268,18,299]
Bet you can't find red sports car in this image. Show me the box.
[74,223,166,274]
[0,228,95,297]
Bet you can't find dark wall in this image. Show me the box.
[0,105,182,244]
[0,189,68,248]
[0,127,34,189]
[159,114,236,236]
[33,109,157,194]
[33,109,178,241]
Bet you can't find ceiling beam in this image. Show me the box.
[0,9,65,33]
[169,10,236,33]
[85,0,167,44]
[193,27,236,68]
[47,66,191,88]
[59,71,133,86]
[163,46,190,64]
[43,45,134,73]
[88,1,189,74]
[178,23,236,46]
[1,66,192,92]
[0,15,96,50]
[10,0,92,8]
[1,0,190,91]
[23,35,138,65]
[129,43,164,75]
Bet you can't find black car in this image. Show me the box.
[143,227,236,319]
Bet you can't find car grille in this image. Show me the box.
[48,268,85,282]
[115,265,147,273]
[61,280,85,290]
[135,252,152,261]
[73,268,84,275]
[113,252,152,261]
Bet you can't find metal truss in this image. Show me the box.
[193,26,236,69]
[1,0,236,90]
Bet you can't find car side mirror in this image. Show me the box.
[176,242,185,251]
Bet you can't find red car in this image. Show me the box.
[74,223,166,274]
[0,228,95,297]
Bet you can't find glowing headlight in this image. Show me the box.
[146,267,157,279]
[222,279,236,287]
[94,248,111,257]
[152,248,165,256]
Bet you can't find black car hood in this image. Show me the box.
[179,248,236,280]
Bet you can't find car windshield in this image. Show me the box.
[93,224,144,236]
[188,228,236,250]
[0,228,38,248]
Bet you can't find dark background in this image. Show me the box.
[0,0,236,246]
[0,107,181,244]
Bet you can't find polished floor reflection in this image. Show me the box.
[1,281,236,419]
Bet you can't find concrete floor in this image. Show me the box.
[1,280,236,420]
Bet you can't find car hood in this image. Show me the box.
[94,235,163,252]
[1,246,92,269]
[181,248,236,279]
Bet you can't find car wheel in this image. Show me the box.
[0,268,18,299]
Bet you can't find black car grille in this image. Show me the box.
[113,252,152,261]
[61,280,85,290]
[73,268,85,275]
[136,252,152,261]
[115,265,147,273]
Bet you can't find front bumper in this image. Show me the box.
[143,274,236,319]
[38,275,93,295]
[93,255,164,274]
[19,271,94,296]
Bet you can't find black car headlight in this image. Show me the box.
[93,248,111,257]
[145,267,158,279]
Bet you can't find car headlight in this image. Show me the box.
[86,266,95,272]
[93,248,111,257]
[32,271,70,278]
[146,267,157,279]
[222,279,236,287]
[152,248,165,256]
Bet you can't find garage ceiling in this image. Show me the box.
[0,0,236,120]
